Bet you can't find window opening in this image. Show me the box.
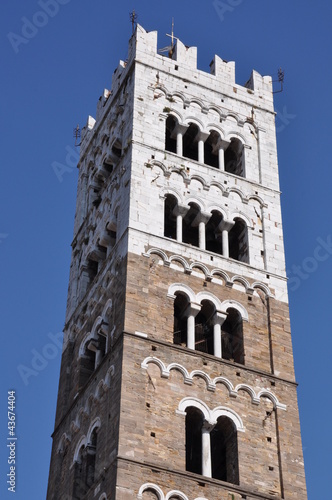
[221,308,244,364]
[210,416,239,484]
[229,218,249,263]
[186,407,204,474]
[204,131,220,168]
[183,123,199,161]
[182,203,200,247]
[173,293,189,346]
[165,115,177,153]
[164,194,178,239]
[195,301,215,355]
[206,211,224,254]
[224,139,245,177]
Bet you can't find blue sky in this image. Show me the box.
[1,1,331,498]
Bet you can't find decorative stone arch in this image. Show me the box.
[252,282,274,298]
[210,406,245,432]
[141,357,169,378]
[247,194,266,207]
[209,180,226,195]
[146,160,169,177]
[177,397,210,422]
[234,383,258,403]
[257,390,287,410]
[205,204,227,220]
[231,275,251,291]
[137,483,164,500]
[229,211,252,228]
[73,435,87,463]
[187,98,206,113]
[169,255,191,274]
[205,122,225,137]
[196,291,223,311]
[167,283,196,302]
[87,417,101,444]
[166,491,189,500]
[210,268,231,285]
[220,299,249,321]
[102,298,113,317]
[224,130,246,144]
[189,262,210,279]
[160,187,183,205]
[190,174,209,191]
[226,186,247,203]
[78,332,94,358]
[183,195,206,212]
[171,91,187,106]
[144,248,169,265]
[57,433,71,454]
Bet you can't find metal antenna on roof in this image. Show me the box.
[73,124,81,147]
[273,68,285,94]
[130,10,138,35]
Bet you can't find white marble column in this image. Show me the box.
[217,219,235,258]
[173,204,189,242]
[214,139,230,170]
[192,212,211,250]
[213,311,228,358]
[202,420,216,477]
[183,303,201,350]
[197,132,209,164]
[174,124,188,157]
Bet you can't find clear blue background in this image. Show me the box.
[1,1,331,498]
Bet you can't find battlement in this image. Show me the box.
[81,23,274,154]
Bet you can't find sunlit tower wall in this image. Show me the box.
[47,25,307,500]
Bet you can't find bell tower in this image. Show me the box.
[47,25,307,500]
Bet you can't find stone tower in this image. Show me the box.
[47,25,307,500]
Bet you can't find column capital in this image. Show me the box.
[173,203,190,218]
[212,311,228,326]
[183,302,201,318]
[215,139,230,152]
[218,219,235,232]
[192,211,211,227]
[172,123,188,138]
[203,419,217,432]
[196,131,210,143]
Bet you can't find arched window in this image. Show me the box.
[86,427,98,488]
[165,115,178,153]
[229,218,249,263]
[205,210,224,254]
[210,416,239,484]
[73,445,88,499]
[224,139,245,177]
[173,293,189,346]
[185,407,204,475]
[164,194,178,239]
[183,123,199,161]
[182,203,200,247]
[204,130,220,168]
[221,308,244,365]
[195,300,215,355]
[79,340,96,388]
